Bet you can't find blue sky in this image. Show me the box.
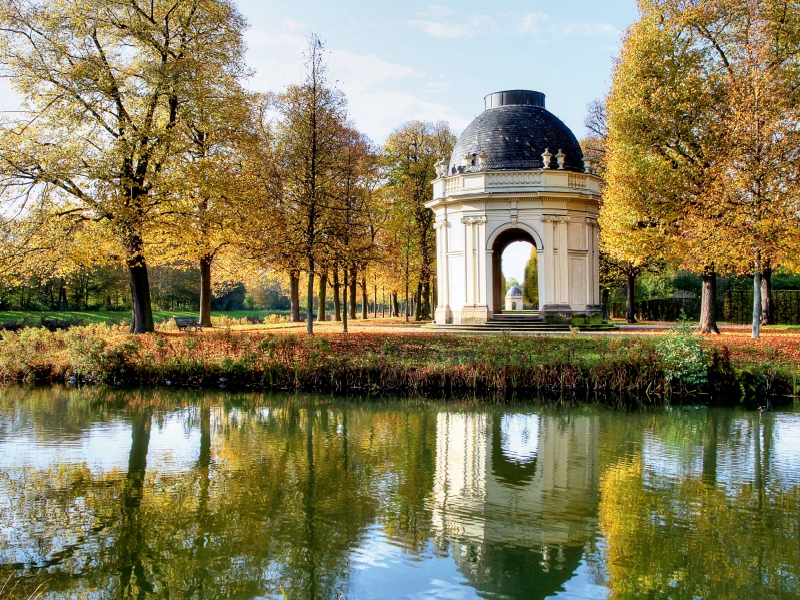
[238,0,640,142]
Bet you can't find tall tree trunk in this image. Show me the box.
[699,265,720,334]
[332,266,341,321]
[349,264,357,320]
[625,272,637,324]
[374,285,378,318]
[601,288,610,320]
[307,258,315,335]
[421,281,431,320]
[361,277,368,320]
[290,271,301,322]
[199,254,213,327]
[753,266,762,340]
[120,409,153,595]
[404,281,409,323]
[414,282,422,321]
[58,280,67,310]
[317,272,328,322]
[392,292,399,317]
[760,262,773,326]
[126,239,155,334]
[342,265,348,334]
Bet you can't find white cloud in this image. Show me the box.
[406,11,619,42]
[416,4,457,18]
[519,12,552,35]
[328,50,423,89]
[244,19,462,142]
[0,79,22,114]
[344,89,470,142]
[558,22,620,37]
[407,19,473,39]
[408,14,500,39]
[425,81,451,91]
[244,19,307,48]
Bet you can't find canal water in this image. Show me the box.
[0,387,798,599]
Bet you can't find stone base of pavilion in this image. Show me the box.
[423,312,617,333]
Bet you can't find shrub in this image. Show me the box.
[655,319,709,386]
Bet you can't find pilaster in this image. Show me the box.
[557,216,570,305]
[541,215,573,321]
[458,215,489,324]
[585,217,601,315]
[434,220,452,324]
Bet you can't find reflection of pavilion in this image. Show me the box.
[430,412,599,598]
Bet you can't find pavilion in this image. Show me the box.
[427,90,602,325]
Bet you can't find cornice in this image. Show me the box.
[426,192,600,210]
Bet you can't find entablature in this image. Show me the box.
[431,169,601,203]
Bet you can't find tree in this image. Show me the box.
[522,248,539,309]
[327,127,380,332]
[0,0,248,332]
[605,0,800,337]
[164,77,254,326]
[383,121,455,321]
[604,4,726,332]
[275,35,348,335]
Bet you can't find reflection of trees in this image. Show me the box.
[367,411,438,553]
[599,412,800,599]
[118,409,153,598]
[7,390,798,600]
[1,391,444,598]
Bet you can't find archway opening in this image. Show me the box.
[492,229,538,315]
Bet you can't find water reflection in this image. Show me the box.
[431,412,599,599]
[0,388,798,599]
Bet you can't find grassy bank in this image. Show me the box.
[0,323,797,406]
[0,309,290,328]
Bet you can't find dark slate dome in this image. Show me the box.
[450,90,584,173]
[506,285,523,297]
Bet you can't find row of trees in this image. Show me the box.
[0,0,454,333]
[598,0,800,337]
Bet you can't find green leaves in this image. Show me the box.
[656,318,709,385]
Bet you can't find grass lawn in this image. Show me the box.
[0,309,289,326]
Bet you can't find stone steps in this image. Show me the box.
[423,320,617,333]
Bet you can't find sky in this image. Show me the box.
[237,0,640,142]
[0,0,640,284]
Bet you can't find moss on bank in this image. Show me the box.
[0,324,796,407]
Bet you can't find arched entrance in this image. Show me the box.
[491,228,538,315]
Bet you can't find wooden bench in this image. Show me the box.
[174,317,208,332]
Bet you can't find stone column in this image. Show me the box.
[462,216,474,306]
[557,216,571,306]
[475,216,487,307]
[541,215,572,321]
[541,216,557,307]
[459,215,489,324]
[585,217,600,316]
[584,218,596,313]
[434,220,452,324]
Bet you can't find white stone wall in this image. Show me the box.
[428,171,601,325]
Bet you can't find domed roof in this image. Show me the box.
[449,90,584,173]
[506,285,523,297]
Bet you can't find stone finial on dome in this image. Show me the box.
[477,151,487,170]
[582,156,598,174]
[462,154,474,169]
[541,148,552,169]
[556,149,566,170]
[435,159,447,178]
